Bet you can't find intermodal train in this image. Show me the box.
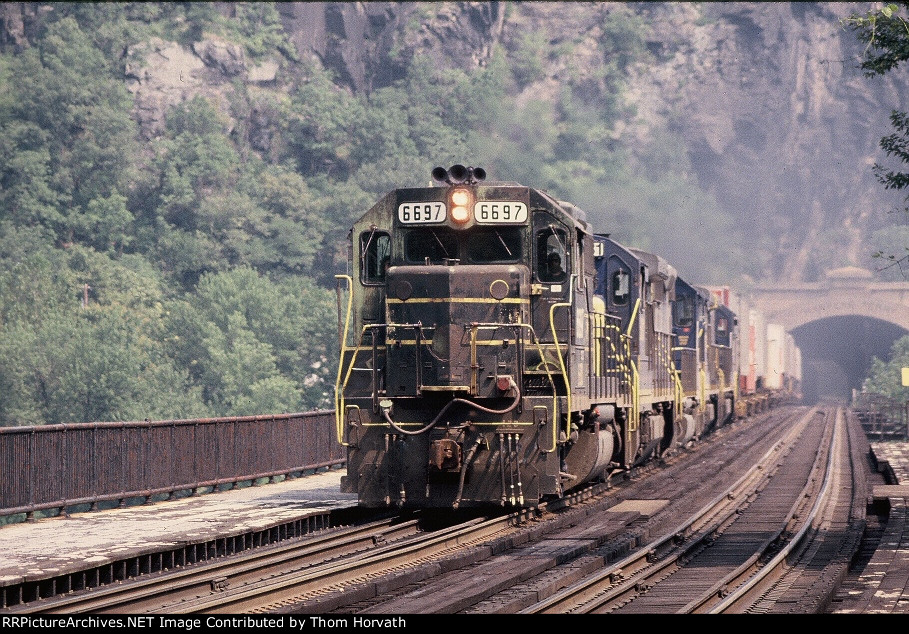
[334,166,801,510]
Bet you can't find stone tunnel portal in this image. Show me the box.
[792,315,907,404]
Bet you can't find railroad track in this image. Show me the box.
[691,406,862,614]
[6,404,862,614]
[302,405,862,614]
[522,406,851,613]
[2,516,426,614]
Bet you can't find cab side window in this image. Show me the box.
[536,227,568,282]
[361,231,391,284]
[611,268,630,305]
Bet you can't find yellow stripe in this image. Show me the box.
[360,420,534,427]
[386,297,527,305]
[386,339,517,346]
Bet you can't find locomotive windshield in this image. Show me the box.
[465,227,521,262]
[673,295,694,327]
[612,269,630,305]
[404,226,523,264]
[405,228,458,262]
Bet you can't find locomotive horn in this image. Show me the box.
[431,166,449,183]
[448,164,469,183]
[431,165,487,185]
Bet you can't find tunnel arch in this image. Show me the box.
[747,271,909,404]
[755,295,909,334]
[790,315,907,404]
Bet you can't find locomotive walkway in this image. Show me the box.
[0,466,355,610]
[3,436,909,613]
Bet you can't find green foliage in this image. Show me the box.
[148,95,243,285]
[846,3,909,77]
[283,61,365,179]
[874,109,909,198]
[598,6,649,76]
[847,2,909,272]
[236,164,328,274]
[164,268,336,415]
[0,230,206,425]
[0,2,742,425]
[47,3,161,70]
[0,16,139,248]
[158,95,241,203]
[863,335,909,401]
[217,3,297,61]
[0,223,70,325]
[0,121,63,229]
[510,32,549,88]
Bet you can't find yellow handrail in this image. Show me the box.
[333,275,354,445]
[548,275,576,441]
[626,298,641,432]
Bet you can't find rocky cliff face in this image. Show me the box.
[277,1,908,284]
[629,2,908,284]
[3,2,906,284]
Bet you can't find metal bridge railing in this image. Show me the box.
[0,410,343,522]
[852,393,909,441]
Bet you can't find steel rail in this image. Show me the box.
[2,516,415,614]
[148,475,620,614]
[519,406,818,613]
[697,406,844,613]
[152,513,526,613]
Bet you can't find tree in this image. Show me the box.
[163,268,336,415]
[863,335,909,402]
[846,2,909,275]
[0,230,207,425]
[0,16,139,251]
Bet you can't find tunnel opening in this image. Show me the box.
[791,316,908,405]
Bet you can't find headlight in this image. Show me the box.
[450,187,472,224]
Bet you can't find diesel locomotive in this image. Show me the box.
[334,166,799,509]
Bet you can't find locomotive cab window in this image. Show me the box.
[536,225,568,282]
[715,316,730,346]
[405,227,458,263]
[612,268,630,305]
[361,230,391,284]
[466,227,522,263]
[673,296,694,327]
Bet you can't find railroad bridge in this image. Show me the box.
[748,266,909,403]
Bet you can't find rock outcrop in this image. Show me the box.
[2,1,906,283]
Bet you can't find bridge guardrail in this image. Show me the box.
[0,410,343,522]
[852,393,908,441]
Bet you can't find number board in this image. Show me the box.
[475,201,528,224]
[398,202,446,224]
